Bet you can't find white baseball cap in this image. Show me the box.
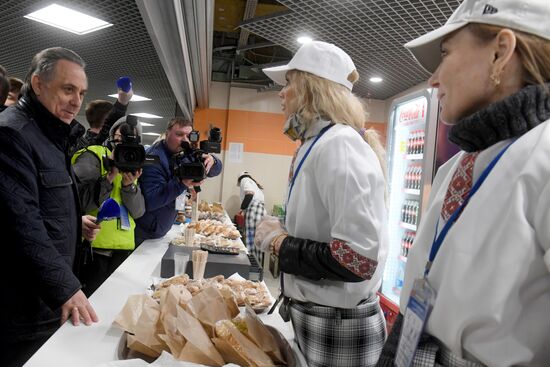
[263,41,356,90]
[405,0,550,73]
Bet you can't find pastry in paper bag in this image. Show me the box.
[175,305,225,366]
[233,306,286,364]
[214,319,276,367]
[184,286,239,337]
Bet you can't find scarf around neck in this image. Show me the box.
[448,83,550,152]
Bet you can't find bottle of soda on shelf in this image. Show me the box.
[413,201,420,226]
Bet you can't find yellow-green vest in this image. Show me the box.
[72,145,135,250]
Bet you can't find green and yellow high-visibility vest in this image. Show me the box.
[72,145,135,250]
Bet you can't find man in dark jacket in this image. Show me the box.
[0,47,99,367]
[135,117,222,244]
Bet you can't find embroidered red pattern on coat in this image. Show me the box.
[441,152,479,222]
[330,239,378,280]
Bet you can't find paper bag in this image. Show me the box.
[175,305,225,366]
[184,286,236,337]
[215,320,276,367]
[242,305,286,364]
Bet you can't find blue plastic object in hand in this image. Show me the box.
[116,76,132,93]
[96,198,121,224]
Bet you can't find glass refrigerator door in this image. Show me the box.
[382,89,438,305]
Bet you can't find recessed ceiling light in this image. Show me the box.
[142,132,161,136]
[131,113,163,119]
[369,77,383,83]
[108,94,151,102]
[24,4,113,35]
[139,121,155,127]
[297,36,313,44]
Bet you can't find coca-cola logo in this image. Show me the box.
[398,101,426,123]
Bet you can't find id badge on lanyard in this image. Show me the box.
[395,141,513,367]
[395,278,436,367]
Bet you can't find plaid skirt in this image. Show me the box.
[289,296,386,367]
[376,314,486,367]
[245,199,266,250]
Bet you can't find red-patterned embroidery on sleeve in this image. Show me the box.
[330,239,378,280]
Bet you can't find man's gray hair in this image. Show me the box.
[22,47,86,94]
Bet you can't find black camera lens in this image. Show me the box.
[123,151,138,162]
[209,127,221,142]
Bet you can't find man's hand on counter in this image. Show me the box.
[61,290,99,326]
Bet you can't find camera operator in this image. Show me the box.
[135,117,222,245]
[72,115,145,295]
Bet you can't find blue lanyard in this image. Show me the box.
[286,123,334,204]
[425,142,513,276]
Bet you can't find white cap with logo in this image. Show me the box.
[405,0,550,73]
[263,41,356,91]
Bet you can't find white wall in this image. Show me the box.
[209,81,282,113]
[209,81,230,109]
[365,98,387,122]
[220,152,292,217]
[228,86,282,113]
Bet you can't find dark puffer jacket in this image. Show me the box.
[135,140,222,240]
[0,91,82,342]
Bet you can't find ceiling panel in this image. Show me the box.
[0,0,176,143]
[241,0,462,99]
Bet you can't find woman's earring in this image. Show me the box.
[490,70,501,87]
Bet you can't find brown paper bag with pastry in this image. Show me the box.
[113,294,166,357]
[113,294,153,334]
[215,319,276,367]
[236,305,286,364]
[184,286,239,337]
[159,313,186,356]
[159,284,192,322]
[175,305,225,366]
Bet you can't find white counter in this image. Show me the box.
[24,227,305,367]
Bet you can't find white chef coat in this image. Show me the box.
[239,177,264,203]
[283,121,388,308]
[401,120,550,366]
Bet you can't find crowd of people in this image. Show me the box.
[1,0,549,366]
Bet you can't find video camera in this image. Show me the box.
[110,115,159,172]
[172,127,222,182]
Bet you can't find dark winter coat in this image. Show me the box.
[0,91,82,342]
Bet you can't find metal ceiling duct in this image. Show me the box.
[136,0,213,119]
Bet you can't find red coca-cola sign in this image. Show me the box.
[398,99,426,124]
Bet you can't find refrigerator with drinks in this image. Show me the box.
[381,88,440,306]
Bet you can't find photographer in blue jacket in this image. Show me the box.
[135,117,222,245]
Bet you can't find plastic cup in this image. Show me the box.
[184,227,196,246]
[173,253,189,275]
[192,261,207,280]
[192,250,208,280]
